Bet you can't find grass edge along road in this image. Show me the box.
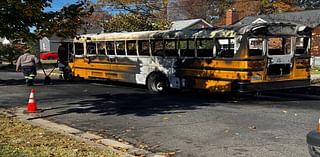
[0,114,124,157]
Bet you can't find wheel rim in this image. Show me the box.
[155,81,164,91]
[152,79,165,92]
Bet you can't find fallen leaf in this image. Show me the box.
[248,125,257,130]
[163,117,169,120]
[138,143,148,149]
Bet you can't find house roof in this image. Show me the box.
[236,9,320,28]
[170,19,213,30]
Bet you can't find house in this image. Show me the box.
[40,35,64,52]
[39,26,102,52]
[170,19,213,30]
[229,9,320,66]
[39,35,74,52]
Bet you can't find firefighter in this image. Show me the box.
[16,48,39,86]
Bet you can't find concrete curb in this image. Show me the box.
[1,108,165,157]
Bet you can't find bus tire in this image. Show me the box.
[147,73,169,93]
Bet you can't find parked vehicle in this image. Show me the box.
[39,51,58,60]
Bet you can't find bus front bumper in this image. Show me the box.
[236,79,310,92]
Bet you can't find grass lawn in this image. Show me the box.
[0,114,123,157]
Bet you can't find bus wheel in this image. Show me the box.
[147,74,169,93]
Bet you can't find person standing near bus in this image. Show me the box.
[16,48,39,86]
[57,43,70,80]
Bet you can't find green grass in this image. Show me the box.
[0,114,123,157]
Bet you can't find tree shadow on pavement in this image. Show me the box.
[46,91,259,117]
[38,85,320,118]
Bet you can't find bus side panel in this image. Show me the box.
[70,57,139,82]
[176,58,257,92]
[69,56,181,88]
[293,57,311,80]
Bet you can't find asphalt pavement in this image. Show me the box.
[1,65,320,157]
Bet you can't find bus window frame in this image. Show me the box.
[73,42,85,57]
[115,41,126,56]
[179,39,196,58]
[106,41,115,56]
[215,38,235,58]
[267,36,294,57]
[164,39,179,57]
[97,41,107,56]
[126,40,138,56]
[86,42,98,56]
[294,36,310,56]
[151,40,165,56]
[248,37,266,57]
[138,40,151,56]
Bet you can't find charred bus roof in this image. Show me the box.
[75,22,311,42]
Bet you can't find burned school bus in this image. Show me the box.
[60,22,312,93]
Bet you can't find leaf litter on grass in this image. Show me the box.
[0,114,124,157]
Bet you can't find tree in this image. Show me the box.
[0,0,93,41]
[81,3,112,34]
[103,13,169,32]
[0,0,53,41]
[0,44,20,65]
[294,0,320,9]
[259,0,299,14]
[35,1,94,39]
[98,0,170,31]
[172,0,232,22]
[0,0,93,63]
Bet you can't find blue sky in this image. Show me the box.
[45,0,97,12]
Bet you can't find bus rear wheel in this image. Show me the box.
[147,74,169,93]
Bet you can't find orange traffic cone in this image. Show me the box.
[27,89,37,112]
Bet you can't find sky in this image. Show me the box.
[45,0,97,12]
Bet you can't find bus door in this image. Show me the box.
[266,37,293,77]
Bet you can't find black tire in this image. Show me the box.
[307,130,320,157]
[308,145,320,157]
[147,73,169,93]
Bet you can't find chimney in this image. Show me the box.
[226,8,239,25]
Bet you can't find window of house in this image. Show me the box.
[268,37,292,55]
[126,41,137,56]
[197,39,213,57]
[138,40,150,56]
[115,41,125,55]
[216,38,235,58]
[106,41,115,55]
[180,39,195,57]
[248,38,264,56]
[74,43,84,55]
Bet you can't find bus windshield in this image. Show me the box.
[268,37,292,56]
